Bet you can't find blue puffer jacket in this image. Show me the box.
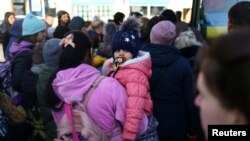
[141,43,197,140]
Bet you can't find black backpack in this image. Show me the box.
[0,49,31,105]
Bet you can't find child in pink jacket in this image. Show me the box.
[102,17,158,141]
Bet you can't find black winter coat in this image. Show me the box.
[142,43,197,140]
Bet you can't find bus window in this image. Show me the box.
[130,6,147,16]
[197,0,250,38]
[150,6,164,17]
[202,0,238,38]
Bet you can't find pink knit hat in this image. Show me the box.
[150,20,176,45]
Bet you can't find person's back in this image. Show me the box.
[142,20,197,140]
[10,13,46,95]
[52,64,127,140]
[20,43,46,140]
[21,42,45,109]
[142,43,195,141]
[34,39,62,141]
[46,31,128,141]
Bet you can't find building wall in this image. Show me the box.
[0,0,13,20]
[1,0,193,23]
[56,0,72,17]
[70,0,193,22]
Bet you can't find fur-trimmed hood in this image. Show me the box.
[102,51,151,78]
[120,51,151,78]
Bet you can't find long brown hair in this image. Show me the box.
[4,12,15,27]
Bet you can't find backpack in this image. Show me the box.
[55,75,111,141]
[0,49,31,105]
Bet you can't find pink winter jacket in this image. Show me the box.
[103,51,153,140]
[52,64,128,141]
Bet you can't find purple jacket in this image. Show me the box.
[9,41,33,93]
[9,41,33,58]
[52,64,128,140]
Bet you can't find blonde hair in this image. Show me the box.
[174,29,201,49]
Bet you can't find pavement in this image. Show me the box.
[0,43,5,62]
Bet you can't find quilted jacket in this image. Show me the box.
[103,51,153,140]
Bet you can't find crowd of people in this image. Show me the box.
[0,1,250,141]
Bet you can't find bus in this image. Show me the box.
[191,0,250,38]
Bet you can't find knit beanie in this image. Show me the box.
[43,39,62,68]
[69,16,85,30]
[150,20,176,46]
[22,13,46,36]
[112,17,141,58]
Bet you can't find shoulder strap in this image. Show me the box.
[83,75,105,107]
[63,75,105,141]
[64,103,79,141]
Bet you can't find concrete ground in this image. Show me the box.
[0,43,5,62]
